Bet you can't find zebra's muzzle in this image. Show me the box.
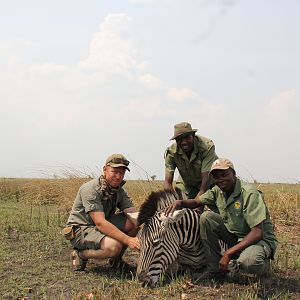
[137,271,156,288]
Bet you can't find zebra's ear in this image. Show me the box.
[159,209,185,225]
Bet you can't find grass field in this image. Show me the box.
[0,178,299,299]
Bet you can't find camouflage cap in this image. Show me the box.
[105,153,130,171]
[209,158,235,174]
[170,122,197,140]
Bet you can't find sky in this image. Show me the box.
[0,0,299,183]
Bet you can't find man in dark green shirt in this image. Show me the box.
[164,122,218,198]
[166,158,277,280]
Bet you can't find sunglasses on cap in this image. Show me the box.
[107,157,130,166]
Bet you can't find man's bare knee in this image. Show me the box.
[100,237,123,257]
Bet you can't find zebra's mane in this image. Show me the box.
[137,188,184,226]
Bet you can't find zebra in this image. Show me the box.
[136,189,207,287]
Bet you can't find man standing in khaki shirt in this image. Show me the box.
[164,122,218,198]
[65,154,140,271]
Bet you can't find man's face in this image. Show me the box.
[176,134,194,153]
[211,168,236,193]
[103,166,126,188]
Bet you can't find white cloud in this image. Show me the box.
[127,0,173,3]
[138,74,166,90]
[167,87,198,102]
[0,12,226,178]
[78,13,144,74]
[0,39,35,56]
[265,89,296,127]
[177,99,225,133]
[118,94,225,130]
[137,61,150,72]
[0,13,221,128]
[127,0,159,3]
[119,99,167,118]
[30,63,68,75]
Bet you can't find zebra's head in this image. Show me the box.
[136,189,186,287]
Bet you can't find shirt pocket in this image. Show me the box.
[175,157,187,171]
[191,160,202,172]
[227,210,247,236]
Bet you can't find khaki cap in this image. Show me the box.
[210,158,234,174]
[170,122,197,140]
[105,153,130,171]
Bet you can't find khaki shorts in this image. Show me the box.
[70,213,127,250]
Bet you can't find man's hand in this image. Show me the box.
[219,251,231,272]
[165,200,182,216]
[125,236,140,251]
[219,224,264,272]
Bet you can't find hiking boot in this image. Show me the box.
[71,250,87,271]
[261,259,271,276]
[108,258,135,272]
[258,260,273,286]
[192,271,227,283]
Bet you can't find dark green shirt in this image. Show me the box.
[67,177,133,226]
[199,178,278,253]
[165,135,218,188]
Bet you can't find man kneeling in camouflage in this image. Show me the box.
[63,154,140,271]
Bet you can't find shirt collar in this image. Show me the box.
[232,178,242,197]
[95,175,125,194]
[220,178,241,200]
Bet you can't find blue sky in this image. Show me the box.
[0,0,299,182]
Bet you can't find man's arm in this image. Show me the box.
[164,172,175,193]
[165,199,203,216]
[89,211,140,250]
[219,223,263,272]
[196,171,209,198]
[198,140,217,197]
[164,147,176,193]
[165,187,217,216]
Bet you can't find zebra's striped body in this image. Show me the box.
[136,189,206,287]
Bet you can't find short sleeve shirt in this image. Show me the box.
[67,177,133,226]
[165,135,218,187]
[199,178,278,253]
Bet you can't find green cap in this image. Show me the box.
[170,122,197,140]
[105,154,130,171]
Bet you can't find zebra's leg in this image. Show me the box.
[236,240,272,276]
[199,211,237,272]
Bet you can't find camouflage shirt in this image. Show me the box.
[67,175,133,226]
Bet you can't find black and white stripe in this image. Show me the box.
[136,189,206,287]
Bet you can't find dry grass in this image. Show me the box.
[0,177,299,299]
[0,177,164,209]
